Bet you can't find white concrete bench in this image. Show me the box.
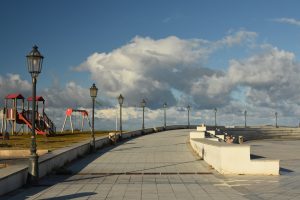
[190,133,279,175]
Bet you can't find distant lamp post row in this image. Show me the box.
[187,105,190,128]
[275,112,278,128]
[27,45,43,183]
[118,94,124,138]
[141,99,146,132]
[214,108,217,128]
[163,103,167,129]
[90,83,98,152]
[244,110,247,128]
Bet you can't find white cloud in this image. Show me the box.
[0,74,31,102]
[75,31,257,109]
[194,46,300,119]
[41,81,90,109]
[273,17,300,26]
[216,30,257,47]
[4,31,300,129]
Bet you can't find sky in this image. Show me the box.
[1,0,300,130]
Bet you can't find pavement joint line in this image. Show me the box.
[76,172,213,175]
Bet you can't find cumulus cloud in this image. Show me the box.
[4,31,300,129]
[215,30,257,47]
[75,31,257,109]
[41,81,90,109]
[0,74,31,104]
[196,46,300,120]
[273,17,300,26]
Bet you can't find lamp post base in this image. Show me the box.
[90,139,96,153]
[28,154,39,184]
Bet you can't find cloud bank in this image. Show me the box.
[2,30,300,129]
[74,31,300,127]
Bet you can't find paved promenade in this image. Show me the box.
[2,129,300,199]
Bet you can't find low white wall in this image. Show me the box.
[190,131,205,139]
[190,136,279,175]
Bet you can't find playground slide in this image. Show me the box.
[18,112,46,135]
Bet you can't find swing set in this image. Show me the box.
[61,108,92,133]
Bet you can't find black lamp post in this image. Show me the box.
[244,110,247,128]
[214,108,217,128]
[163,103,167,129]
[118,94,124,137]
[26,45,43,183]
[187,105,190,128]
[275,112,278,128]
[90,83,98,152]
[141,99,146,132]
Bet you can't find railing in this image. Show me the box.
[22,110,37,122]
[42,112,56,134]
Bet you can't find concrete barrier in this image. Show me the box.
[190,136,279,175]
[0,150,49,158]
[0,165,28,197]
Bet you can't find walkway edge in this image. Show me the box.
[0,125,194,196]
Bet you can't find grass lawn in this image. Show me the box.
[0,131,113,150]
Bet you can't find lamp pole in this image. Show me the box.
[26,45,43,183]
[90,83,98,152]
[141,99,146,132]
[187,105,190,128]
[163,103,167,129]
[244,110,247,128]
[275,112,278,128]
[214,108,217,128]
[118,94,124,138]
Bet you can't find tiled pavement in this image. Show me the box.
[2,130,300,199]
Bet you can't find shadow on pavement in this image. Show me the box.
[40,192,96,200]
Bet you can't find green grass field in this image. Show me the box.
[0,131,113,150]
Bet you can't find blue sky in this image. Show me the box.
[1,0,300,130]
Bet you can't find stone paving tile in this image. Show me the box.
[6,129,300,199]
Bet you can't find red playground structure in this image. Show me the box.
[61,108,92,133]
[0,93,56,136]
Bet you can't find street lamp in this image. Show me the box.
[187,105,191,128]
[214,108,217,128]
[244,110,247,128]
[275,112,278,128]
[118,94,124,137]
[163,103,167,129]
[90,83,98,152]
[26,45,43,183]
[141,99,146,132]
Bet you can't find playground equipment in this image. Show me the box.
[61,108,92,133]
[1,93,56,136]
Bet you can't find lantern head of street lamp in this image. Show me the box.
[141,99,146,108]
[187,105,190,111]
[244,110,247,115]
[90,83,98,99]
[163,102,167,108]
[214,108,217,113]
[26,45,44,78]
[118,94,124,105]
[275,112,278,116]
